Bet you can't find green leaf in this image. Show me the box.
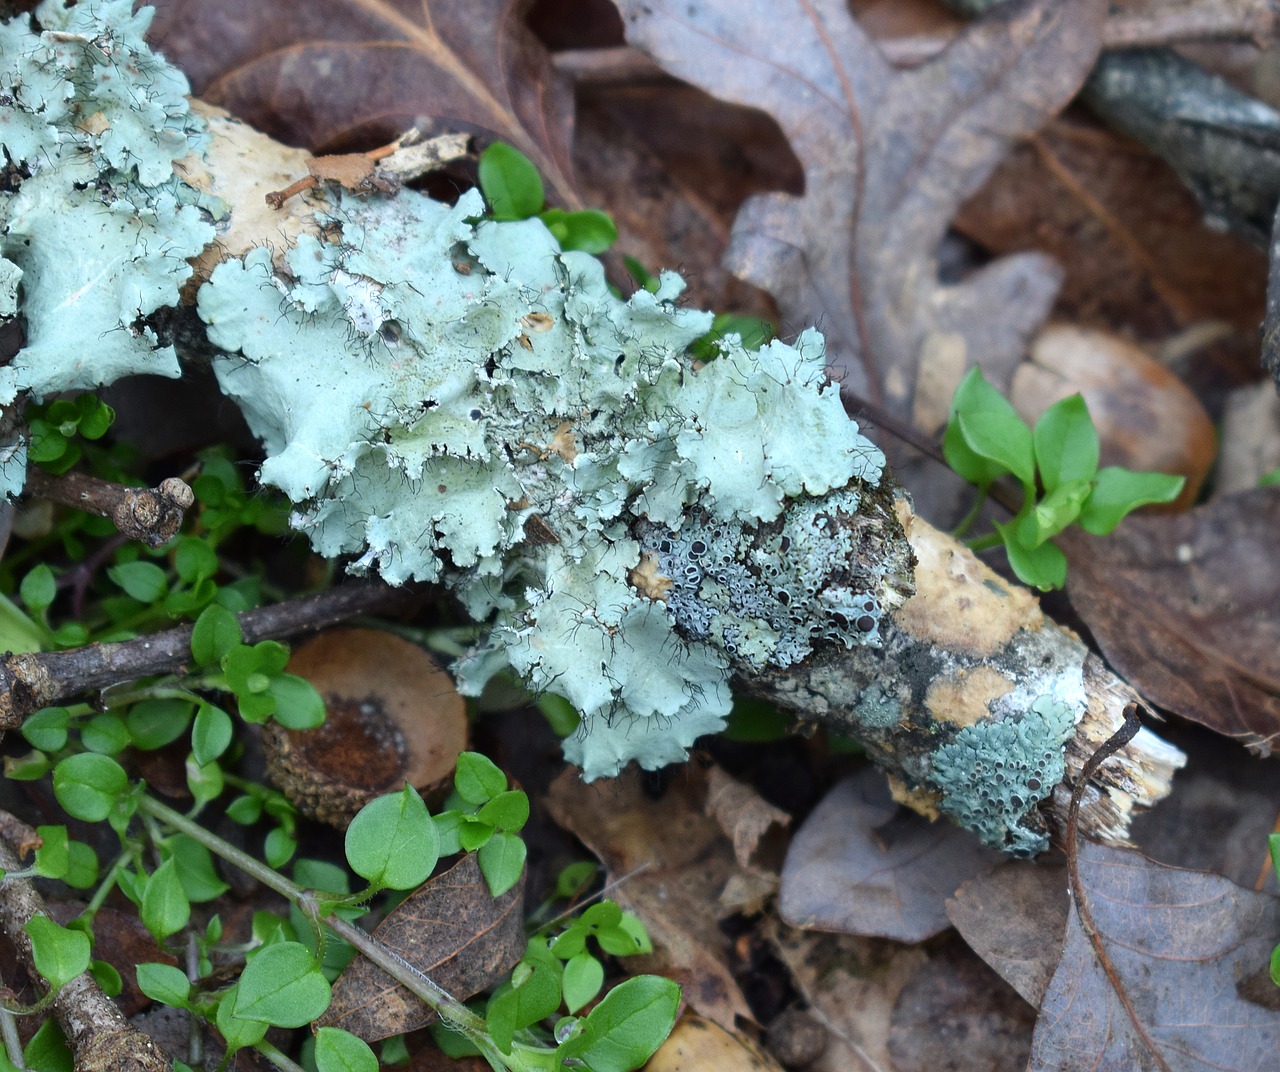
[23,1018,73,1072]
[477,790,530,833]
[486,957,563,1054]
[691,313,775,362]
[944,367,1034,486]
[234,942,331,1028]
[1078,466,1185,535]
[22,707,69,752]
[539,208,617,253]
[125,698,195,750]
[63,841,99,890]
[995,521,1067,592]
[53,753,128,822]
[20,564,57,613]
[562,952,604,1014]
[191,604,243,667]
[75,397,115,440]
[556,975,680,1072]
[168,834,230,902]
[458,816,494,852]
[264,827,297,869]
[226,794,263,824]
[267,674,326,730]
[107,561,169,603]
[477,831,526,898]
[186,754,225,808]
[345,786,439,890]
[136,962,193,1008]
[433,810,464,856]
[314,1027,378,1072]
[142,857,191,940]
[478,142,544,220]
[216,985,270,1051]
[81,712,130,755]
[455,751,507,805]
[25,915,91,990]
[1015,478,1091,549]
[553,861,597,901]
[1032,394,1099,491]
[90,960,123,997]
[192,703,233,766]
[174,536,219,584]
[34,825,69,879]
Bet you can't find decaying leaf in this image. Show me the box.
[1062,488,1280,751]
[611,0,1105,425]
[147,0,577,200]
[647,1013,786,1072]
[545,765,786,1030]
[319,853,525,1042]
[1031,841,1280,1071]
[947,859,1068,1008]
[780,769,1001,942]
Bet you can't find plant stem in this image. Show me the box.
[252,1038,308,1072]
[950,487,988,539]
[136,794,522,1070]
[966,531,1003,552]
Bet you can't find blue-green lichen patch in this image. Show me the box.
[639,485,892,672]
[0,0,217,417]
[196,176,890,779]
[927,694,1078,855]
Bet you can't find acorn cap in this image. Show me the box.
[262,627,467,827]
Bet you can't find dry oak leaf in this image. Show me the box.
[1062,487,1280,752]
[780,769,1001,943]
[318,852,525,1042]
[610,0,1106,421]
[1031,841,1280,1071]
[147,0,577,202]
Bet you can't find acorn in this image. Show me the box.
[262,628,467,827]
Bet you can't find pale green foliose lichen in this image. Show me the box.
[0,0,217,494]
[927,694,1078,855]
[195,184,887,778]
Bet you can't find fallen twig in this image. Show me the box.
[23,470,194,549]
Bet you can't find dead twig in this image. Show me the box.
[0,579,424,731]
[23,469,194,549]
[1064,703,1173,1072]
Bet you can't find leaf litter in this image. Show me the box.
[50,0,1280,1067]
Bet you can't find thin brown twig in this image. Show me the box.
[0,578,426,731]
[1065,702,1173,1072]
[23,469,194,549]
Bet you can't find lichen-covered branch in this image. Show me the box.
[23,470,194,547]
[0,0,1185,854]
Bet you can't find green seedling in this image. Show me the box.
[478,142,619,253]
[945,367,1185,590]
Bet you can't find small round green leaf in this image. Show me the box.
[996,521,1067,592]
[136,962,193,1008]
[107,561,169,603]
[478,142,544,220]
[539,208,617,253]
[562,952,604,1014]
[53,753,128,822]
[64,840,100,890]
[192,703,233,766]
[216,985,270,1051]
[477,790,530,833]
[267,674,326,730]
[126,698,194,750]
[81,712,130,755]
[345,786,438,890]
[234,942,331,1028]
[22,707,69,752]
[174,536,219,584]
[20,564,57,613]
[1032,393,1099,490]
[313,1027,378,1072]
[168,834,230,902]
[142,857,191,940]
[454,751,507,805]
[33,825,69,879]
[190,604,243,667]
[25,915,90,990]
[477,831,526,898]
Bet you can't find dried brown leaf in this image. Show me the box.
[780,770,1001,942]
[946,860,1068,1008]
[319,853,525,1042]
[544,766,756,1029]
[1030,841,1280,1071]
[148,0,577,200]
[1062,488,1280,751]
[611,0,1106,419]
